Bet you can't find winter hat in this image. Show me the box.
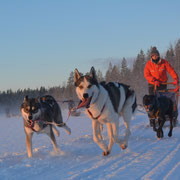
[151,47,160,57]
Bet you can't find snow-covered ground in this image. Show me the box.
[0,109,180,180]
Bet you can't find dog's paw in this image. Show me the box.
[51,149,66,156]
[27,153,32,158]
[161,132,164,138]
[64,126,71,135]
[168,132,172,137]
[157,130,160,138]
[102,151,110,156]
[157,129,164,138]
[67,128,71,135]
[121,144,127,150]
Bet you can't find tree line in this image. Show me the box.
[1,39,180,115]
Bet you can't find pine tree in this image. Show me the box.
[96,69,104,82]
[174,39,180,77]
[165,44,176,70]
[146,46,153,62]
[105,62,113,82]
[65,71,76,99]
[110,65,120,82]
[132,49,147,102]
[120,57,131,84]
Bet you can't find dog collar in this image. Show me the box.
[87,103,106,120]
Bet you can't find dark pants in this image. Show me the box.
[148,84,167,95]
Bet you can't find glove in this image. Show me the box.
[154,80,160,87]
[174,86,179,92]
[173,79,179,85]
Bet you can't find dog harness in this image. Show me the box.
[149,109,160,120]
[27,117,66,132]
[87,104,106,120]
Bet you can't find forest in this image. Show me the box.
[1,39,180,115]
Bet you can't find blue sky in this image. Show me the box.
[0,0,180,91]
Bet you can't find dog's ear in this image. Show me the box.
[24,95,28,102]
[74,69,81,83]
[143,95,148,103]
[89,66,96,79]
[143,94,149,99]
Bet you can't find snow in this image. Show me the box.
[0,109,180,180]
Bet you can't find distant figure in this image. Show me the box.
[68,100,75,111]
[63,99,75,111]
[5,108,11,118]
[63,99,81,116]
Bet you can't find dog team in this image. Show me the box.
[20,46,179,158]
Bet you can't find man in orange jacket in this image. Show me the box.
[144,46,179,95]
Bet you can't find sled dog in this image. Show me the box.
[20,95,71,158]
[143,94,174,138]
[74,67,137,156]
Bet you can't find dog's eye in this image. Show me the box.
[24,106,30,112]
[32,106,38,113]
[33,109,38,113]
[87,85,92,89]
[79,85,83,89]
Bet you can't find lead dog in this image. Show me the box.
[20,95,71,158]
[74,67,137,156]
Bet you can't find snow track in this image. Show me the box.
[0,110,180,180]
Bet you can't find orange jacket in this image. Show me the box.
[144,59,178,85]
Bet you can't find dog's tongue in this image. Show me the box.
[77,97,91,109]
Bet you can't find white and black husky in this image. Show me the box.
[74,67,137,156]
[20,95,71,158]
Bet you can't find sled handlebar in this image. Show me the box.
[161,82,175,85]
[154,82,180,96]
